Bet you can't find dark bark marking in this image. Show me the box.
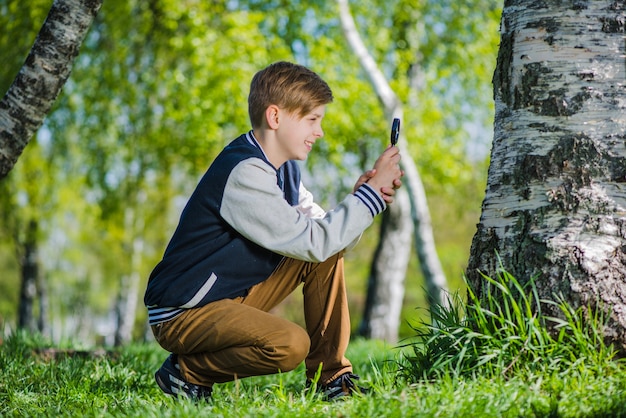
[466,225,501,294]
[513,60,594,116]
[493,27,514,106]
[525,17,561,33]
[505,0,549,10]
[507,133,626,211]
[519,135,603,182]
[540,89,591,116]
[601,1,625,33]
[513,62,552,110]
[600,16,625,33]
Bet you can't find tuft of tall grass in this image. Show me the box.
[398,268,620,383]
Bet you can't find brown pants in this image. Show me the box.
[151,252,352,387]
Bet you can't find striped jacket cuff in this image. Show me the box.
[354,183,386,217]
[147,306,184,325]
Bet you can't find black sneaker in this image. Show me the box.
[311,372,369,401]
[155,354,212,401]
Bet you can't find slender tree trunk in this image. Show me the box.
[114,205,144,346]
[0,0,102,178]
[338,0,448,341]
[359,187,412,340]
[36,270,50,337]
[114,270,140,346]
[467,1,626,350]
[18,220,40,332]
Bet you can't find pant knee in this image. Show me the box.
[274,326,310,372]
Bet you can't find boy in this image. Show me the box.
[144,61,403,401]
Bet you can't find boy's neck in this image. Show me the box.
[252,128,285,168]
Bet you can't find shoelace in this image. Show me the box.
[335,373,360,391]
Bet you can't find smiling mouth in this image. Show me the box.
[305,140,314,149]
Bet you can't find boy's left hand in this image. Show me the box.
[354,169,403,204]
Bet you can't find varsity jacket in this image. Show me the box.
[144,131,386,325]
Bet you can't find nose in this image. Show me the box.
[314,123,324,138]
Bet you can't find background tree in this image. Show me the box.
[0,0,96,336]
[338,0,439,342]
[0,0,102,179]
[467,1,626,350]
[0,144,48,334]
[338,0,500,339]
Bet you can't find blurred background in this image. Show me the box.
[0,0,501,346]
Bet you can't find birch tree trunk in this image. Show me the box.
[0,0,102,178]
[359,186,413,340]
[467,1,626,350]
[338,0,448,341]
[114,199,145,346]
[114,269,141,346]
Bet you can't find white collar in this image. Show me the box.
[245,130,271,164]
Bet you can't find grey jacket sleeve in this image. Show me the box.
[220,158,385,262]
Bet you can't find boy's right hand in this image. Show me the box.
[366,145,403,201]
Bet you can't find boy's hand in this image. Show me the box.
[353,169,375,192]
[354,145,404,204]
[369,145,403,203]
[354,169,402,203]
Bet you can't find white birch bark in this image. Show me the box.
[0,0,102,178]
[338,0,448,341]
[114,195,146,346]
[467,1,626,349]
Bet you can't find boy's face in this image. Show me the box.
[275,105,325,162]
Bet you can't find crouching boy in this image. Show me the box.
[144,61,403,401]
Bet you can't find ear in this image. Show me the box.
[265,105,280,129]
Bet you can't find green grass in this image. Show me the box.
[2,336,626,417]
[3,271,626,417]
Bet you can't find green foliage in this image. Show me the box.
[398,269,621,383]
[0,0,51,92]
[0,0,501,341]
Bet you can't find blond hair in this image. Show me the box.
[248,61,333,128]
